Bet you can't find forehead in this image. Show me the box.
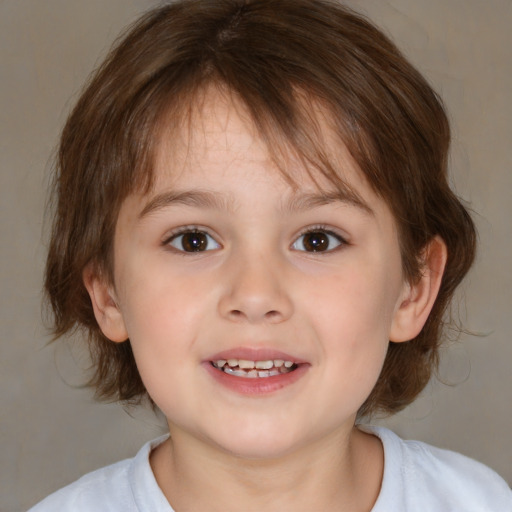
[149,86,375,210]
[160,89,265,178]
[115,86,402,265]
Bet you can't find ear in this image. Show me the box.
[390,236,447,343]
[83,265,129,343]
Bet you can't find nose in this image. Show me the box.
[218,250,294,324]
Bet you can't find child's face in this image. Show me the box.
[102,90,411,458]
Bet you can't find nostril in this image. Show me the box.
[227,309,281,322]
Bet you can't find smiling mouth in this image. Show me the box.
[211,358,298,378]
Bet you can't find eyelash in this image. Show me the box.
[292,225,348,254]
[162,224,348,254]
[162,226,221,254]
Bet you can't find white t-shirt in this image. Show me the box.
[29,426,512,511]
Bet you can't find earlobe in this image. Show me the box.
[83,265,129,343]
[390,236,447,343]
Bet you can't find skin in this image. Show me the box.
[85,88,446,511]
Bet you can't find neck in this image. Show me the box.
[150,425,383,512]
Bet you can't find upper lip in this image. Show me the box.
[206,347,308,364]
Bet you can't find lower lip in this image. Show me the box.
[203,362,309,395]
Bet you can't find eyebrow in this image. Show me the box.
[139,190,235,218]
[283,190,374,215]
[138,187,374,219]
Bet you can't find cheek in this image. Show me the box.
[306,263,402,385]
[115,278,188,370]
[310,266,401,338]
[119,293,197,414]
[117,254,208,334]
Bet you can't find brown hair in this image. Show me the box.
[45,0,476,415]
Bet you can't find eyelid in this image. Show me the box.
[162,225,221,252]
[291,225,349,253]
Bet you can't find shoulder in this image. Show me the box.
[28,436,172,512]
[27,458,134,512]
[363,426,512,512]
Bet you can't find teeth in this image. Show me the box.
[255,360,273,370]
[224,367,248,378]
[213,358,297,377]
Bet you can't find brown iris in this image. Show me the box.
[302,231,330,252]
[180,232,208,252]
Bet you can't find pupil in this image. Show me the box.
[182,232,207,252]
[304,232,328,251]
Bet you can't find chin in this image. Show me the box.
[204,423,304,461]
[219,439,299,461]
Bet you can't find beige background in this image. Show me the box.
[1,1,510,510]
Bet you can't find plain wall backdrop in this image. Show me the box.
[1,1,511,510]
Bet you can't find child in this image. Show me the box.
[31,0,511,510]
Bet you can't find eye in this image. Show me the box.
[166,230,220,253]
[292,229,345,253]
